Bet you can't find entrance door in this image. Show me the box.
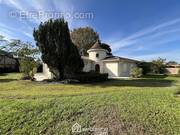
[95,64,100,73]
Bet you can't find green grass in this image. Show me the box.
[0,73,180,135]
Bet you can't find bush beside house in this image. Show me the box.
[130,67,143,78]
[138,62,152,75]
[178,68,180,75]
[71,72,108,83]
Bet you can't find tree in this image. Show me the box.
[0,35,7,61]
[71,27,99,55]
[0,38,40,79]
[7,40,40,79]
[151,58,166,74]
[33,18,84,80]
[166,61,178,65]
[138,61,152,75]
[19,57,39,80]
[101,43,112,55]
[0,35,7,44]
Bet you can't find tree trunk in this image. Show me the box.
[59,68,65,80]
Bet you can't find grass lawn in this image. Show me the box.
[0,73,180,135]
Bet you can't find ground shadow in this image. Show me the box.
[175,90,180,96]
[0,79,17,83]
[0,73,8,76]
[142,74,168,79]
[83,78,174,88]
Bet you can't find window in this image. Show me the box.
[96,53,99,58]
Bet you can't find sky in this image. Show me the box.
[0,0,180,62]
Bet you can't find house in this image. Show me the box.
[165,64,180,75]
[35,41,139,81]
[0,50,19,72]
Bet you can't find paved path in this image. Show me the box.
[34,73,47,81]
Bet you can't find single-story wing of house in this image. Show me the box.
[165,64,180,75]
[35,41,139,81]
[0,50,19,72]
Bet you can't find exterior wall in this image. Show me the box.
[103,62,119,77]
[43,64,53,79]
[38,58,138,80]
[166,68,179,75]
[88,60,138,78]
[118,61,136,77]
[99,62,104,73]
[0,55,17,68]
[83,59,94,72]
[88,49,107,62]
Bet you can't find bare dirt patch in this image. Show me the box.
[92,105,147,135]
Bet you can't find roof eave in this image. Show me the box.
[87,49,109,53]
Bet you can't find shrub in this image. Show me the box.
[178,69,180,75]
[19,58,39,80]
[176,90,180,95]
[130,67,143,78]
[70,72,108,83]
[138,62,152,75]
[151,58,166,74]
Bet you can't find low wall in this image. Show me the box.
[166,68,179,75]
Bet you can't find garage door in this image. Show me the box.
[104,62,118,77]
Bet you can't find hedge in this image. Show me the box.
[71,72,108,83]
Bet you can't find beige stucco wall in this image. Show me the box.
[39,57,137,80]
[119,62,136,77]
[103,61,137,77]
[88,49,107,62]
[166,68,179,75]
[103,62,119,77]
[83,59,94,72]
[43,64,53,79]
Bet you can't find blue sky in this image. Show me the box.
[0,0,180,62]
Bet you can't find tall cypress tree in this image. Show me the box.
[33,19,84,80]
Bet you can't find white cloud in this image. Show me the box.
[1,0,81,27]
[0,0,86,41]
[2,0,24,10]
[0,22,33,40]
[0,29,14,40]
[108,17,180,51]
[23,32,33,39]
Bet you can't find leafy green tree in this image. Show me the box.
[151,58,166,74]
[0,35,6,42]
[19,58,39,80]
[101,43,112,55]
[33,18,84,80]
[6,40,40,80]
[138,61,152,75]
[0,35,7,59]
[71,27,99,55]
[1,36,39,79]
[166,61,178,65]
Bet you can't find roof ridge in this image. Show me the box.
[89,40,103,49]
